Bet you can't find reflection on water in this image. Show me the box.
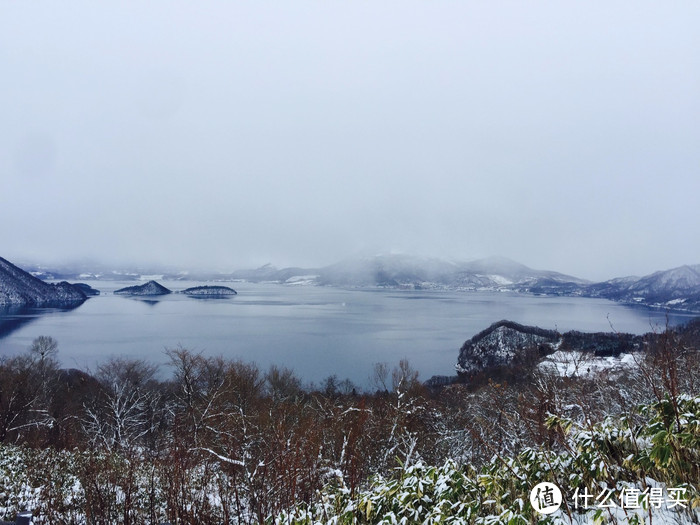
[0,305,35,339]
[128,298,162,306]
[0,303,84,340]
[0,281,695,387]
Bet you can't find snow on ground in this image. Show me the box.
[487,274,514,285]
[284,275,319,285]
[540,350,639,378]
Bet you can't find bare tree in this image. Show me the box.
[82,358,161,451]
[0,338,62,442]
[0,355,48,441]
[265,365,302,402]
[29,335,59,363]
[391,358,420,394]
[371,362,390,393]
[29,335,60,405]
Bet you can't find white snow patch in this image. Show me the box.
[540,350,640,378]
[285,275,319,285]
[487,274,513,285]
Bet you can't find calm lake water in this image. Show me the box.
[0,281,694,388]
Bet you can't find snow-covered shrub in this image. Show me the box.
[276,396,700,525]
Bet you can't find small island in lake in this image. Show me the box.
[114,280,172,296]
[181,285,237,297]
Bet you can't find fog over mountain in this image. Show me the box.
[15,252,700,312]
[1,2,699,281]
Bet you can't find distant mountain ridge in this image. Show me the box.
[236,255,700,312]
[229,254,588,290]
[0,257,86,306]
[584,264,700,310]
[13,254,700,313]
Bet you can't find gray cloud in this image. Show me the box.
[1,1,699,280]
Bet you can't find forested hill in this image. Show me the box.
[0,256,86,307]
[455,319,646,376]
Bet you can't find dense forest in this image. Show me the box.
[0,321,699,524]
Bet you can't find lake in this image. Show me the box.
[0,281,694,388]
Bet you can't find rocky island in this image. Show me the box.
[114,280,172,296]
[0,256,87,307]
[181,285,237,297]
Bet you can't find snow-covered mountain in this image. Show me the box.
[162,255,700,312]
[269,254,586,290]
[315,254,462,287]
[12,254,700,312]
[0,256,87,306]
[585,264,700,311]
[228,263,314,284]
[452,256,589,290]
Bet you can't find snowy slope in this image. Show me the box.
[0,256,86,306]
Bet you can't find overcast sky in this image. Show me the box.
[1,1,699,281]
